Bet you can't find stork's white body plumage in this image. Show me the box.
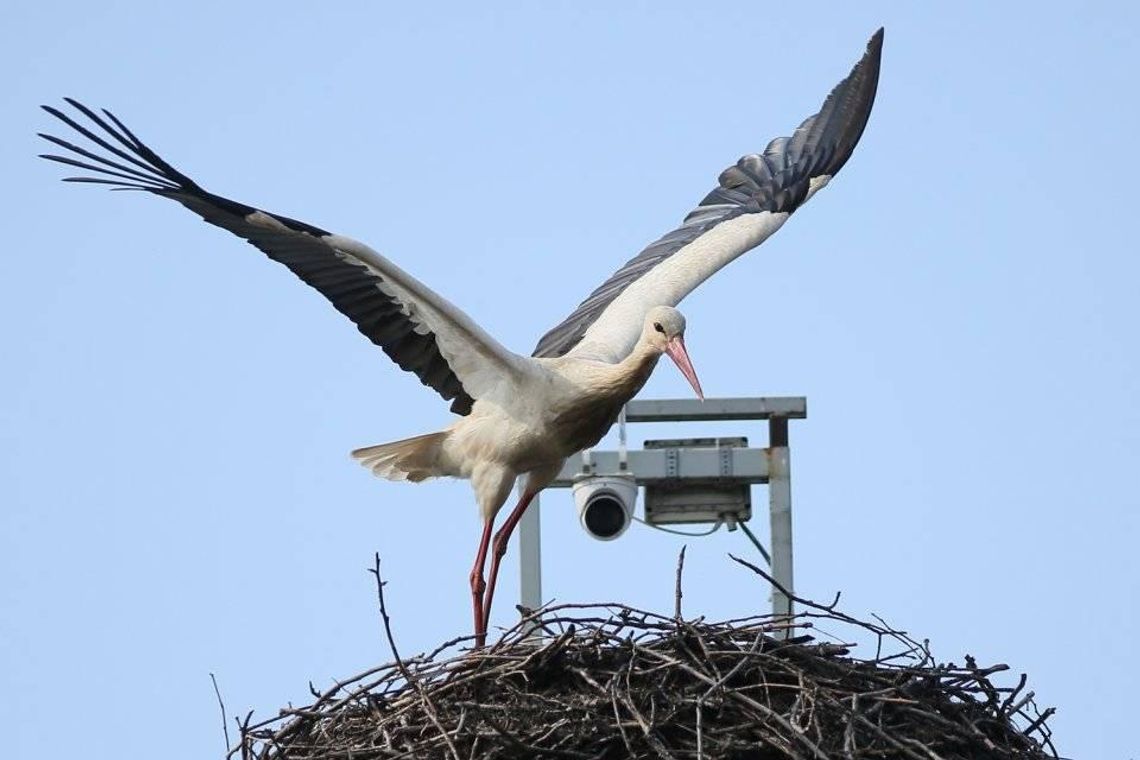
[355,315,680,502]
[39,29,883,645]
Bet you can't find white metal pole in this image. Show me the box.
[767,417,794,627]
[518,485,542,616]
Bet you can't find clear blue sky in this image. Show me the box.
[3,3,1136,758]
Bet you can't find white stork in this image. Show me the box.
[39,28,882,646]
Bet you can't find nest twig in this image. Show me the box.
[231,555,1058,760]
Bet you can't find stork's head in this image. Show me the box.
[643,306,704,400]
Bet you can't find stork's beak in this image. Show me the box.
[665,335,704,400]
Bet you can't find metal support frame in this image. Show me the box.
[519,396,804,622]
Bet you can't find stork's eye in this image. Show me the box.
[653,322,665,334]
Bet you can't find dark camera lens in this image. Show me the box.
[584,493,626,538]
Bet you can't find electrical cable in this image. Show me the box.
[633,515,723,537]
[738,519,772,566]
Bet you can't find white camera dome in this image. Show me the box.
[572,474,637,540]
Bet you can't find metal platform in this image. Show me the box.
[519,396,805,623]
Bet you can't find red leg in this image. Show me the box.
[469,517,494,648]
[481,491,537,633]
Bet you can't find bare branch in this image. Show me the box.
[369,553,461,760]
[674,545,686,621]
[209,672,232,757]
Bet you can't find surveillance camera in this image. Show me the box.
[573,474,637,541]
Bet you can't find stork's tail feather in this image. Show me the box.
[352,431,449,482]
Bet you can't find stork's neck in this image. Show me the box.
[607,337,662,402]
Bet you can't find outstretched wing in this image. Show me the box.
[533,28,883,362]
[39,99,529,415]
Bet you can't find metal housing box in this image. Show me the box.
[642,437,752,526]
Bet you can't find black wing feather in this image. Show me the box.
[39,100,476,415]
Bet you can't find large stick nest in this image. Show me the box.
[233,557,1057,759]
